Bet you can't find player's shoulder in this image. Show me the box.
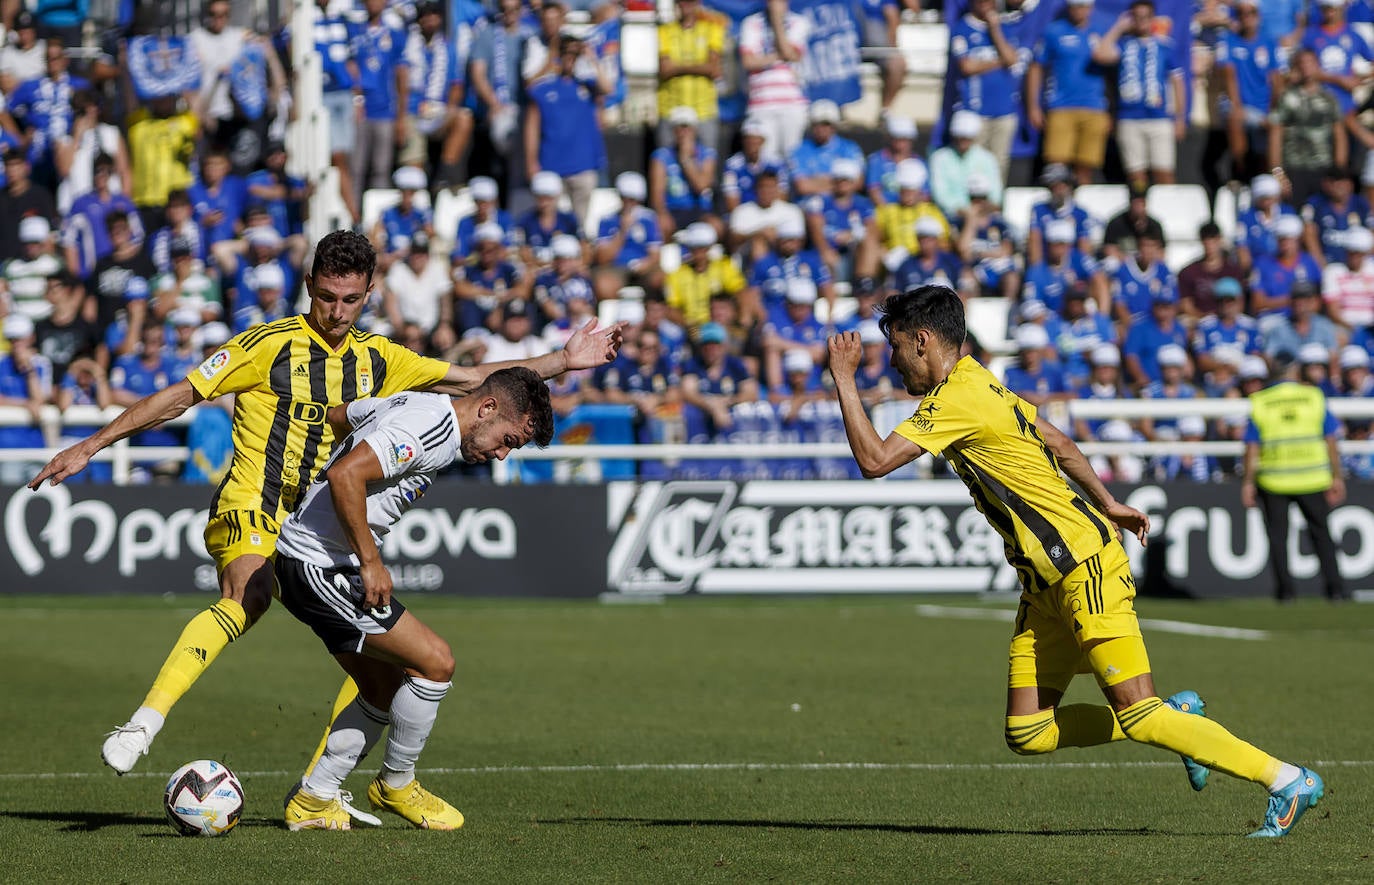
[235,315,302,353]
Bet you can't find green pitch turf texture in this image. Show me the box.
[2,594,1372,883]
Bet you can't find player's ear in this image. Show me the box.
[477,395,500,418]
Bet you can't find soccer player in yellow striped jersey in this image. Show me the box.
[827,284,1324,839]
[31,231,624,792]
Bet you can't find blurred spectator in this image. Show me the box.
[0,314,52,484]
[452,223,528,334]
[722,117,788,214]
[34,272,98,380]
[804,158,875,283]
[1101,180,1163,261]
[585,0,627,123]
[728,167,804,263]
[1264,281,1342,361]
[525,31,606,224]
[8,42,89,190]
[189,149,246,247]
[147,190,206,274]
[0,12,45,95]
[150,239,221,324]
[738,0,810,161]
[1303,166,1367,266]
[57,90,132,216]
[774,346,823,413]
[1154,414,1217,482]
[521,0,568,86]
[1339,343,1374,395]
[788,100,863,198]
[1122,288,1188,388]
[681,321,759,434]
[1200,344,1245,397]
[403,1,471,187]
[656,0,724,151]
[957,175,1017,298]
[1321,225,1374,329]
[229,261,292,334]
[1262,0,1307,49]
[1024,219,1106,315]
[666,222,746,333]
[593,171,663,302]
[55,356,114,483]
[1027,163,1097,267]
[5,216,63,321]
[0,149,57,259]
[213,221,303,318]
[1073,343,1128,441]
[855,0,904,117]
[62,153,140,280]
[1215,0,1285,187]
[1235,174,1297,273]
[1300,0,1371,117]
[532,234,596,327]
[384,232,453,351]
[313,0,364,224]
[374,166,435,261]
[874,160,950,266]
[477,297,550,362]
[1137,343,1196,442]
[851,318,902,406]
[1178,221,1244,319]
[763,276,826,395]
[109,323,180,452]
[125,19,201,109]
[650,107,717,238]
[928,110,1002,220]
[350,0,411,206]
[707,290,763,369]
[1026,0,1111,186]
[188,0,246,143]
[1193,277,1263,373]
[865,116,920,207]
[126,96,198,231]
[454,176,514,257]
[1115,234,1179,330]
[1055,288,1117,388]
[246,141,308,241]
[949,0,1027,181]
[87,210,153,356]
[33,0,88,49]
[641,292,689,364]
[468,0,530,192]
[1298,341,1340,395]
[1092,0,1186,187]
[1270,48,1346,207]
[594,327,682,419]
[1003,323,1070,406]
[517,171,580,271]
[891,217,964,294]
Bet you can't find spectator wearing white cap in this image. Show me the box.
[851,318,902,406]
[532,233,596,326]
[1026,163,1097,268]
[1072,343,1126,443]
[1023,218,1108,315]
[1121,280,1189,389]
[803,157,876,283]
[1250,213,1321,323]
[524,28,607,225]
[1321,225,1374,329]
[890,216,967,295]
[383,231,454,351]
[0,312,52,484]
[738,0,811,161]
[211,222,303,328]
[650,105,719,238]
[775,345,822,412]
[873,158,951,266]
[865,115,923,207]
[948,0,1030,182]
[1003,322,1070,407]
[454,176,514,258]
[928,110,1003,220]
[1298,341,1341,396]
[594,171,664,301]
[1092,0,1187,188]
[1270,47,1347,207]
[1138,342,1199,442]
[728,166,805,262]
[1339,343,1374,396]
[1024,0,1112,187]
[656,0,725,152]
[748,215,833,328]
[957,173,1019,299]
[1055,284,1117,389]
[787,100,864,198]
[1192,276,1263,374]
[373,166,435,265]
[1264,279,1342,365]
[4,215,63,322]
[1155,413,1217,483]
[665,221,748,333]
[722,117,791,214]
[1234,173,1298,273]
[230,261,293,335]
[516,170,580,273]
[1199,344,1245,399]
[151,238,223,325]
[165,306,206,379]
[681,320,760,435]
[452,221,530,333]
[764,274,827,396]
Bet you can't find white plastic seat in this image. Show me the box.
[584,187,622,239]
[361,187,432,233]
[659,241,681,274]
[1002,186,1049,242]
[433,188,475,245]
[621,22,659,77]
[1074,184,1129,225]
[966,296,1012,351]
[898,23,949,76]
[1165,240,1204,273]
[1214,187,1238,243]
[1147,184,1211,245]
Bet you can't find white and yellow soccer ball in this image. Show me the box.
[163,759,245,837]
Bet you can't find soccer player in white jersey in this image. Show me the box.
[275,367,554,830]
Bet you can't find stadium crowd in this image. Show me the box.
[1,0,1374,485]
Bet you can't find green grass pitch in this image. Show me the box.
[2,594,1372,883]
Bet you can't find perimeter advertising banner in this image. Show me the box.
[2,482,1372,599]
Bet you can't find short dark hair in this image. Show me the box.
[92,152,114,175]
[1199,221,1221,239]
[311,230,377,282]
[474,367,555,447]
[877,284,966,349]
[105,209,130,232]
[166,188,191,207]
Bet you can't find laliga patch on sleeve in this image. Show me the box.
[198,349,232,381]
[391,442,415,469]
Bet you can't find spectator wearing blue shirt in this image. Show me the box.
[54,356,113,482]
[1260,0,1307,48]
[1251,214,1324,326]
[865,115,921,207]
[110,322,183,452]
[1091,0,1186,188]
[468,0,531,197]
[312,0,364,224]
[61,153,139,280]
[404,1,471,187]
[804,158,875,284]
[749,215,833,327]
[516,171,580,272]
[1054,288,1117,389]
[1026,0,1110,186]
[723,118,788,214]
[1003,323,1071,407]
[949,0,1028,181]
[1265,280,1343,362]
[1216,1,1287,184]
[595,326,681,418]
[1297,341,1342,397]
[850,317,903,406]
[452,222,530,332]
[764,276,827,394]
[230,261,292,334]
[374,165,435,262]
[532,234,596,325]
[650,106,718,237]
[454,176,515,257]
[1123,292,1190,389]
[593,171,663,301]
[1235,173,1299,272]
[147,190,206,275]
[1302,166,1368,265]
[929,111,1003,221]
[245,141,308,241]
[892,217,966,295]
[8,43,90,187]
[1027,163,1098,267]
[1072,343,1130,443]
[1024,219,1106,315]
[956,175,1018,298]
[525,31,606,225]
[188,149,246,247]
[350,0,410,207]
[681,321,760,435]
[0,315,52,484]
[1301,0,1373,115]
[585,0,626,112]
[1193,277,1265,373]
[788,100,864,199]
[1111,233,1178,329]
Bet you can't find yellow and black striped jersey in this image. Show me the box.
[894,356,1114,592]
[186,316,450,522]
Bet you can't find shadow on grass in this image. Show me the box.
[542,817,1208,837]
[0,810,279,833]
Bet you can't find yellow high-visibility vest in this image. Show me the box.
[1250,382,1332,495]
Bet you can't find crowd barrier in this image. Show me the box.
[3,480,1370,600]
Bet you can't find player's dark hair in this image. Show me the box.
[476,367,555,447]
[311,230,377,283]
[877,284,966,349]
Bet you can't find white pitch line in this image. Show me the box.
[912,605,1270,641]
[3,759,1371,781]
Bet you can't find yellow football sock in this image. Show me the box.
[303,678,361,778]
[1006,705,1126,755]
[141,599,249,716]
[1116,697,1282,787]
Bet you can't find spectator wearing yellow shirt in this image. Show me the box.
[875,159,951,269]
[127,96,198,230]
[665,222,749,333]
[657,0,724,153]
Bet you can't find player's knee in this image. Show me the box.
[423,640,455,683]
[1005,716,1059,756]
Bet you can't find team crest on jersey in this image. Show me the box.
[198,349,231,380]
[392,443,415,467]
[359,368,372,395]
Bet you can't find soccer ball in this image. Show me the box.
[163,760,245,837]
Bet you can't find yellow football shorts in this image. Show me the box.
[1007,541,1150,693]
[204,509,281,573]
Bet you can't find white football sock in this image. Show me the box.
[130,706,165,739]
[303,698,390,800]
[381,675,450,789]
[1269,762,1302,793]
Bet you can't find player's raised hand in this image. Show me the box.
[28,441,95,490]
[827,331,863,379]
[564,319,626,370]
[1104,500,1151,547]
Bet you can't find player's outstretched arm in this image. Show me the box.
[829,331,924,478]
[429,320,626,396]
[28,379,203,489]
[1036,414,1150,546]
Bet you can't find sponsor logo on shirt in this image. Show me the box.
[198,349,231,380]
[392,443,415,467]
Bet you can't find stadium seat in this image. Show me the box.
[966,296,1012,353]
[433,188,475,245]
[898,23,949,77]
[1074,184,1129,225]
[1214,187,1237,242]
[659,241,681,274]
[814,296,857,325]
[1002,186,1048,242]
[621,22,659,77]
[1165,240,1204,273]
[1147,184,1211,245]
[361,187,432,233]
[584,187,622,239]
